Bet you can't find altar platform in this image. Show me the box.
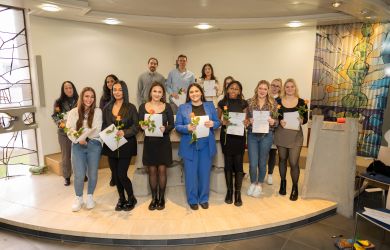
[0,165,336,246]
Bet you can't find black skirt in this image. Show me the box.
[142,134,172,166]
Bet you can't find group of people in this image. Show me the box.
[51,54,308,212]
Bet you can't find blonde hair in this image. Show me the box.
[281,78,300,98]
[250,80,275,110]
[271,78,282,95]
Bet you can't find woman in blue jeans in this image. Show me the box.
[246,80,278,198]
[66,87,103,212]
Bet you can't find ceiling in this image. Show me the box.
[0,0,389,35]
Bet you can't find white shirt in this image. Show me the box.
[65,107,102,143]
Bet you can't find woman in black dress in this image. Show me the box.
[102,80,138,211]
[139,82,174,211]
[100,74,119,187]
[51,81,78,186]
[217,80,248,206]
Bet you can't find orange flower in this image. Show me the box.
[55,106,61,113]
[149,109,155,115]
[277,104,281,109]
[116,115,121,121]
[59,121,65,128]
[190,112,195,118]
[223,106,228,111]
[304,99,310,105]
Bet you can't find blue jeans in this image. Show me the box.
[248,131,273,183]
[71,139,102,196]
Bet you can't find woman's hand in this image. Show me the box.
[280,120,286,128]
[79,140,87,145]
[204,120,214,128]
[268,117,275,126]
[298,117,303,124]
[116,130,124,137]
[188,124,196,132]
[160,126,166,133]
[141,125,148,130]
[243,119,250,127]
[222,119,230,126]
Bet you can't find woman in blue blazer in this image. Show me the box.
[175,83,221,210]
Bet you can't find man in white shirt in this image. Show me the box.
[165,54,195,113]
[137,57,165,106]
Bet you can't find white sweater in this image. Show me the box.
[65,107,102,143]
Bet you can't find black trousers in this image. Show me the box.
[108,157,134,201]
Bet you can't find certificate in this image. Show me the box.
[252,111,270,133]
[99,124,128,151]
[172,92,186,107]
[283,111,300,130]
[76,127,96,143]
[195,115,210,138]
[203,80,216,97]
[144,113,163,137]
[226,112,245,136]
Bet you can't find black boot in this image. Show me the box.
[290,184,298,201]
[157,191,165,210]
[115,199,126,211]
[84,175,88,182]
[279,179,286,195]
[109,177,115,187]
[234,172,243,207]
[224,169,233,204]
[64,177,70,186]
[148,189,158,211]
[124,195,137,211]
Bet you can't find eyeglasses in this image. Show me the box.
[271,84,281,88]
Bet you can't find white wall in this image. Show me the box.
[30,16,175,155]
[30,16,316,156]
[173,27,316,100]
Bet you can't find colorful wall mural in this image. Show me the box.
[311,22,390,157]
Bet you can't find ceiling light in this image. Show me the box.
[40,3,61,12]
[360,9,368,15]
[287,21,303,28]
[194,23,213,30]
[332,2,341,8]
[103,18,120,25]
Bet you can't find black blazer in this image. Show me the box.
[101,102,139,158]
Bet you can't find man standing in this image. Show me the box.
[165,54,195,113]
[137,57,165,106]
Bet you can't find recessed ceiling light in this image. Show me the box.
[103,18,120,25]
[360,9,369,15]
[332,2,341,8]
[40,3,61,12]
[287,21,303,28]
[194,23,213,30]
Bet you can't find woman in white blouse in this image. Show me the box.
[66,87,103,212]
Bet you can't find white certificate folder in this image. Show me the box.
[99,124,128,151]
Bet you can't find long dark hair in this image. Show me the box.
[186,83,207,103]
[55,81,78,109]
[101,74,118,103]
[110,80,131,118]
[148,82,166,103]
[76,87,97,131]
[200,63,216,80]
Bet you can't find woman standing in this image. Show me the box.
[175,83,220,210]
[139,82,174,211]
[246,80,278,198]
[66,87,102,212]
[197,63,223,107]
[274,78,308,201]
[267,78,283,185]
[102,80,138,211]
[99,74,119,186]
[52,81,78,186]
[217,80,248,206]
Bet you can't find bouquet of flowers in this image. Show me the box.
[54,106,67,130]
[139,109,156,132]
[271,104,282,119]
[297,99,309,118]
[64,127,84,139]
[189,112,200,144]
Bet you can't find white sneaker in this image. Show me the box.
[86,194,95,209]
[252,185,262,198]
[72,196,84,212]
[247,183,256,196]
[267,175,273,185]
